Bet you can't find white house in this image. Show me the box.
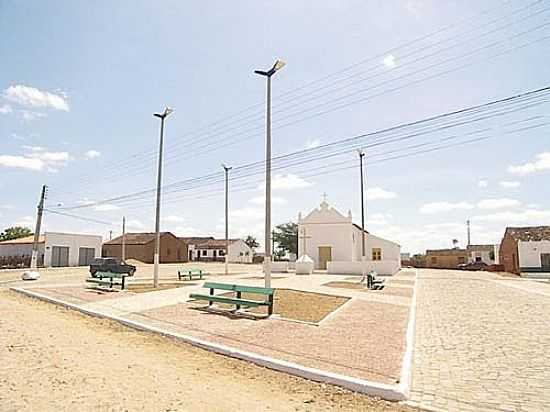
[0,232,102,268]
[466,244,498,265]
[500,226,550,275]
[183,237,254,263]
[297,200,401,275]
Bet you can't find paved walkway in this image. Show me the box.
[410,269,550,412]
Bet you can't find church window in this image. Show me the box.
[372,248,382,261]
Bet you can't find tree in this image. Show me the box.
[0,226,32,242]
[273,222,298,257]
[244,235,259,250]
[452,238,459,249]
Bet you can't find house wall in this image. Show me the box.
[0,243,40,258]
[425,251,468,269]
[195,248,225,261]
[518,240,550,271]
[102,235,188,264]
[158,235,188,263]
[499,234,519,274]
[468,250,495,265]
[44,232,102,267]
[228,240,253,263]
[353,229,401,265]
[298,222,353,269]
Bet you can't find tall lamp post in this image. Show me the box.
[358,150,366,272]
[223,164,232,276]
[255,59,285,289]
[153,106,173,288]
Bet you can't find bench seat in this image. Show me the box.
[189,293,266,307]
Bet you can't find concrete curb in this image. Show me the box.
[11,286,408,401]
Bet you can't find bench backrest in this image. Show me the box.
[203,282,273,295]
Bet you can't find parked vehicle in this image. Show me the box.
[89,257,136,276]
[458,261,489,271]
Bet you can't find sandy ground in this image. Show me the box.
[0,290,417,412]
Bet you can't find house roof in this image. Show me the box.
[426,248,468,256]
[0,235,44,245]
[179,236,214,245]
[104,232,176,245]
[466,244,495,252]
[352,223,370,235]
[196,239,240,250]
[505,226,550,242]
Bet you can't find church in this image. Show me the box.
[297,199,401,275]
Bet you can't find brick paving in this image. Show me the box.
[410,269,550,412]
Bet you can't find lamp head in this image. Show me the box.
[154,106,174,118]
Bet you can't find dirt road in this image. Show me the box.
[0,290,415,411]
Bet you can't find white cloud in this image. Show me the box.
[499,181,520,188]
[0,104,12,114]
[366,187,397,200]
[367,213,392,225]
[163,215,185,223]
[76,198,95,206]
[22,145,44,152]
[420,201,474,214]
[383,54,397,69]
[508,152,550,175]
[15,216,34,227]
[477,198,520,210]
[20,110,46,121]
[231,207,264,220]
[478,180,488,188]
[85,150,101,159]
[257,174,311,191]
[305,139,321,149]
[250,196,286,206]
[94,204,120,212]
[4,84,69,111]
[127,219,145,230]
[0,155,43,171]
[473,209,550,224]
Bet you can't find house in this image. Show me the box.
[425,248,468,269]
[499,226,550,275]
[179,236,214,261]
[186,238,253,263]
[102,232,188,264]
[0,232,102,268]
[297,199,401,275]
[466,244,498,265]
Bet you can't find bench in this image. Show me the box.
[178,267,203,281]
[86,271,131,290]
[189,282,274,316]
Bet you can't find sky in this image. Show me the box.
[1,0,549,254]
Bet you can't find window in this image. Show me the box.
[239,252,244,256]
[219,250,225,256]
[372,248,382,261]
[458,256,466,264]
[431,257,437,264]
[213,250,217,257]
[245,251,249,256]
[475,256,482,262]
[202,250,207,256]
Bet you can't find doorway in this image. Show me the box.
[51,246,69,267]
[541,253,550,271]
[78,247,95,266]
[318,246,332,270]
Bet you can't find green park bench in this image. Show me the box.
[86,271,130,290]
[178,267,204,281]
[189,282,274,316]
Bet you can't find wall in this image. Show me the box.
[468,250,495,265]
[328,260,400,275]
[499,234,519,274]
[228,240,253,263]
[353,229,401,265]
[158,234,188,263]
[426,252,468,269]
[518,241,550,271]
[0,242,40,258]
[298,222,353,269]
[44,232,102,267]
[195,248,225,262]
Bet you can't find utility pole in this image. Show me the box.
[223,164,232,276]
[122,216,126,263]
[29,185,47,270]
[467,220,471,246]
[153,107,173,288]
[109,230,112,240]
[358,150,366,263]
[255,59,285,289]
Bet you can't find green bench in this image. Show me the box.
[189,282,274,316]
[178,267,204,281]
[86,271,130,290]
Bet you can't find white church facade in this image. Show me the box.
[297,200,401,275]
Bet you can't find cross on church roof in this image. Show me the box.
[322,192,328,202]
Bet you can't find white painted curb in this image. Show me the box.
[11,285,414,402]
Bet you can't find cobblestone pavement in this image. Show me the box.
[409,269,550,412]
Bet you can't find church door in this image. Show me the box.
[318,246,332,270]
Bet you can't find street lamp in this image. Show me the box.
[357,149,366,274]
[255,59,285,289]
[153,106,173,288]
[222,163,232,276]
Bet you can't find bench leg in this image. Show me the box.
[268,294,274,316]
[122,276,126,290]
[236,291,241,311]
[209,288,214,307]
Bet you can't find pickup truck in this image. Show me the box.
[89,257,136,277]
